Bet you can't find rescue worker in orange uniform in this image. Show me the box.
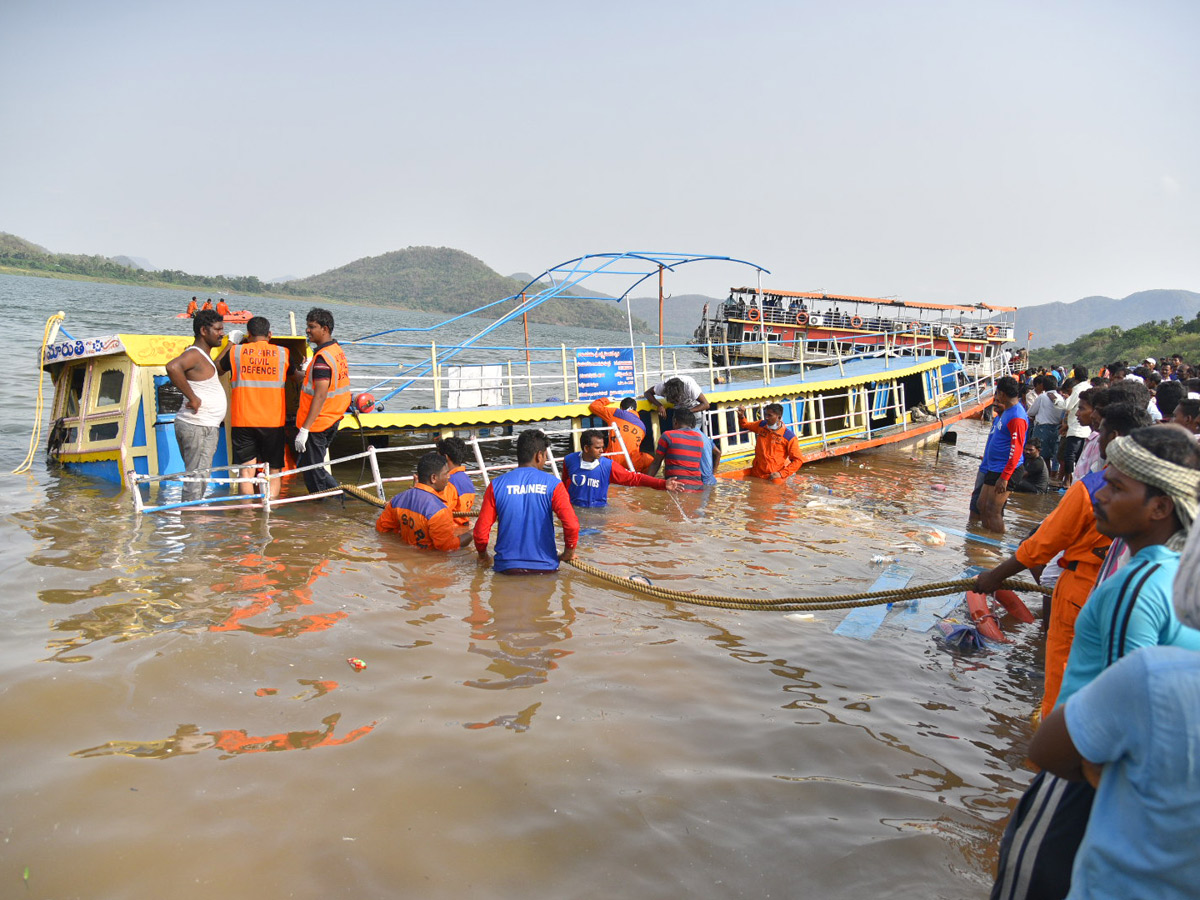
[186,296,198,317]
[217,316,292,498]
[215,297,231,317]
[292,308,351,494]
[973,401,1151,718]
[201,298,214,311]
[735,403,803,481]
[587,396,654,472]
[435,436,477,525]
[377,452,472,551]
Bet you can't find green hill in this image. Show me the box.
[0,232,648,332]
[285,246,647,332]
[1029,312,1200,370]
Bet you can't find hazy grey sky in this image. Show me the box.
[2,0,1197,307]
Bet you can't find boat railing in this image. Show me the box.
[127,420,637,515]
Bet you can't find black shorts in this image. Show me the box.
[231,426,286,469]
[982,470,1002,486]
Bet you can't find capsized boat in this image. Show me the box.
[32,251,1006,511]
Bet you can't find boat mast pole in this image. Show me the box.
[658,265,665,379]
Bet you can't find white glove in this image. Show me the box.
[226,329,244,345]
[294,428,309,454]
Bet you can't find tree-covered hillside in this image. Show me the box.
[0,233,648,331]
[1029,313,1200,369]
[286,246,646,331]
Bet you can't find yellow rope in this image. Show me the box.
[566,558,1050,612]
[339,481,478,515]
[13,312,65,475]
[341,484,1047,613]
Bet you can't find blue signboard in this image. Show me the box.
[576,347,636,401]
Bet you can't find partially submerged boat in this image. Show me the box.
[33,252,1007,512]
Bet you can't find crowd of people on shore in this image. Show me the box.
[966,356,1200,899]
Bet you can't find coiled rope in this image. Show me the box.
[13,312,66,475]
[340,482,1048,612]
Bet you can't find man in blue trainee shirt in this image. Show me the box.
[473,430,579,574]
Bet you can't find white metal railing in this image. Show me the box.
[128,421,635,515]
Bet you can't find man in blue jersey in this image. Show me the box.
[473,429,579,573]
[970,375,1028,533]
[648,409,721,489]
[563,430,682,507]
[989,425,1200,900]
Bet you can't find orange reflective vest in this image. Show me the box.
[296,342,351,432]
[186,300,198,316]
[216,300,231,315]
[230,342,288,428]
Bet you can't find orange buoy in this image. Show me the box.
[910,321,921,333]
[796,312,808,326]
[851,315,863,328]
[748,307,760,321]
[994,589,1035,623]
[953,324,964,337]
[966,592,1010,643]
[986,324,998,337]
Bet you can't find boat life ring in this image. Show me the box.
[953,325,964,337]
[910,321,921,333]
[986,324,998,337]
[748,307,760,321]
[796,312,808,326]
[850,316,864,328]
[808,314,824,327]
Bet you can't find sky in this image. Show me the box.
[2,0,1197,308]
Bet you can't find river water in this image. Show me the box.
[1,272,1056,899]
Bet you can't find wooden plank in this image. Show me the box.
[833,564,916,641]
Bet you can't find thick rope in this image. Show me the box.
[339,482,478,516]
[341,483,1048,612]
[567,558,1048,611]
[13,312,65,475]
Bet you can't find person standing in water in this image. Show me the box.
[165,309,227,503]
[562,430,680,507]
[473,430,578,573]
[735,403,803,482]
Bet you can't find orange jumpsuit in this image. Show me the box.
[737,416,803,480]
[588,397,653,472]
[438,465,477,526]
[1013,472,1111,718]
[376,483,462,551]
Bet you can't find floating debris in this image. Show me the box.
[347,657,367,672]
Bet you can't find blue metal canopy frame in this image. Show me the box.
[355,251,770,403]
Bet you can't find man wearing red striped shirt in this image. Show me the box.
[648,409,721,489]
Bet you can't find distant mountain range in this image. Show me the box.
[1015,289,1200,349]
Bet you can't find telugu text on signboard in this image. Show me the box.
[575,347,636,401]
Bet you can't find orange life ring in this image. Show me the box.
[910,321,921,333]
[986,324,998,337]
[850,316,863,328]
[796,312,808,326]
[953,325,964,337]
[748,307,760,321]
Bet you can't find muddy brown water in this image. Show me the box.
[1,274,1058,899]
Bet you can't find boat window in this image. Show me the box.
[95,367,125,408]
[88,422,120,442]
[63,366,86,418]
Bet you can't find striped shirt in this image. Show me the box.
[656,429,715,489]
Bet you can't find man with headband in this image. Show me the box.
[1024,512,1200,899]
[991,425,1200,900]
